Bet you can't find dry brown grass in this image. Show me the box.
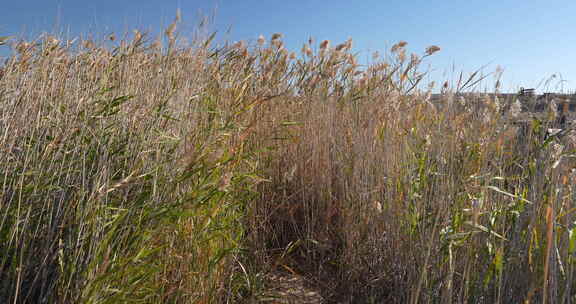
[1,19,576,303]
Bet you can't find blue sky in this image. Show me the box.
[2,1,575,92]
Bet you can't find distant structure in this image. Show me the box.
[519,87,535,97]
[430,88,576,127]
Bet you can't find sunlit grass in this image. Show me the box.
[1,15,576,303]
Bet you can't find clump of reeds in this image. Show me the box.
[1,16,575,304]
[243,36,576,303]
[0,17,269,303]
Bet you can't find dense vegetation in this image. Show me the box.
[1,17,576,303]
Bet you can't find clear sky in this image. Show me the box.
[2,1,576,93]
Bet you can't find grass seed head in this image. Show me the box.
[302,44,313,58]
[165,22,177,38]
[82,39,94,49]
[335,43,346,51]
[233,40,245,50]
[15,41,32,54]
[391,41,407,53]
[425,45,440,56]
[345,37,353,49]
[133,30,143,45]
[257,35,265,46]
[272,39,283,49]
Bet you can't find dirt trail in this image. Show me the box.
[259,272,324,303]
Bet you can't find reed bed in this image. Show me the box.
[1,18,576,303]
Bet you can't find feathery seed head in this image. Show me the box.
[335,43,346,52]
[49,36,60,46]
[320,40,330,50]
[233,40,245,50]
[371,62,389,73]
[345,38,353,49]
[151,38,161,50]
[257,35,265,46]
[336,39,351,52]
[165,22,177,38]
[272,39,283,49]
[425,45,441,56]
[15,41,31,54]
[302,44,313,58]
[133,30,143,44]
[391,41,408,53]
[82,40,94,50]
[271,33,282,41]
[397,49,406,61]
[42,36,60,51]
